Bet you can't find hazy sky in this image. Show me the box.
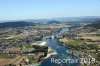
[0,0,100,20]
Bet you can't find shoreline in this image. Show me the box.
[44,51,57,59]
[44,47,57,59]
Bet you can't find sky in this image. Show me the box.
[0,0,100,20]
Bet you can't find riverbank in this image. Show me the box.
[58,38,100,66]
[44,47,57,59]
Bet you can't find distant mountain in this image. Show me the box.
[47,20,61,24]
[51,16,100,23]
[0,21,35,28]
[0,16,100,26]
[24,16,100,24]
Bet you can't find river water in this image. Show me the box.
[40,28,80,66]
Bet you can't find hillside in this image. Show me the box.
[0,21,35,28]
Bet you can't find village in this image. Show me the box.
[0,24,67,66]
[58,25,100,66]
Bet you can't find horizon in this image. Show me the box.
[0,0,100,21]
[0,16,100,22]
[0,16,100,23]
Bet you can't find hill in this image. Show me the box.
[0,21,35,28]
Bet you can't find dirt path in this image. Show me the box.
[13,56,27,65]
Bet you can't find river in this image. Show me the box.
[40,28,80,66]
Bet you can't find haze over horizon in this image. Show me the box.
[0,0,100,21]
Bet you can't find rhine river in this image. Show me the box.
[40,28,80,66]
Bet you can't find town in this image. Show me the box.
[0,23,68,66]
